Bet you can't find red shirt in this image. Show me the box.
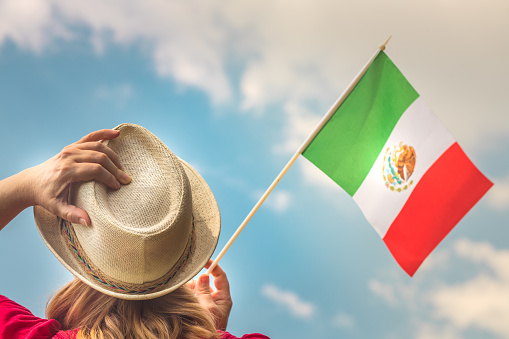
[0,295,269,339]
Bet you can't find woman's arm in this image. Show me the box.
[0,129,131,231]
[0,168,35,231]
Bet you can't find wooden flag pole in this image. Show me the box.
[206,37,392,274]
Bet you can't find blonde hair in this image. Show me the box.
[46,279,218,339]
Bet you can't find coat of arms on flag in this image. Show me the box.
[302,51,493,276]
[383,142,416,192]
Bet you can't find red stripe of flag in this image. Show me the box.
[383,142,493,276]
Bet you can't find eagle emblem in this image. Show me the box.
[382,142,416,192]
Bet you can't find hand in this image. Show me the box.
[28,129,131,226]
[188,261,233,331]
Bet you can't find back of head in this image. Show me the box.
[46,279,218,339]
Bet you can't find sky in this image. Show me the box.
[0,0,508,338]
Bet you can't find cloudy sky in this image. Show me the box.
[0,0,508,338]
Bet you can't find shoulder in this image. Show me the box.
[0,295,62,339]
[218,331,271,339]
[51,328,79,339]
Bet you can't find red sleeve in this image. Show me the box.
[218,331,271,339]
[0,295,61,339]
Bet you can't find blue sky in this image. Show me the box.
[0,1,508,338]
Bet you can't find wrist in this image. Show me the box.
[0,167,38,230]
[14,167,38,208]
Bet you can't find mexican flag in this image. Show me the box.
[302,51,493,276]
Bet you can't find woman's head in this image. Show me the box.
[34,123,221,300]
[47,278,218,339]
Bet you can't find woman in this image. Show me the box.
[0,124,268,339]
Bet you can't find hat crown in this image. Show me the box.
[73,124,193,285]
[34,123,220,300]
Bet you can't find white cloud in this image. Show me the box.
[369,238,509,338]
[428,239,509,337]
[227,0,509,152]
[331,312,356,330]
[251,189,290,213]
[368,279,397,307]
[0,0,233,104]
[486,176,509,211]
[263,190,290,213]
[94,83,134,107]
[298,157,335,190]
[61,0,234,104]
[295,156,361,219]
[1,0,507,151]
[261,283,315,318]
[453,239,509,280]
[431,274,509,336]
[272,101,321,155]
[0,0,71,52]
[414,324,463,339]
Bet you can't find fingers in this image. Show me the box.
[53,202,91,227]
[77,141,123,172]
[77,129,120,144]
[194,268,232,331]
[197,274,211,295]
[186,280,196,290]
[72,148,130,185]
[195,274,217,309]
[76,129,126,171]
[34,128,129,227]
[204,260,230,294]
[71,163,124,190]
[187,278,212,294]
[60,132,131,188]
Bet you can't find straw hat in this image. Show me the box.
[34,123,220,300]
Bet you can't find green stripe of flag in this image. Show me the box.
[302,51,419,196]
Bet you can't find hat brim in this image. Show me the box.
[34,157,220,300]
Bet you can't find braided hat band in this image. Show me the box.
[60,217,195,295]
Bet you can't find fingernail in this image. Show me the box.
[120,171,131,184]
[79,218,88,227]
